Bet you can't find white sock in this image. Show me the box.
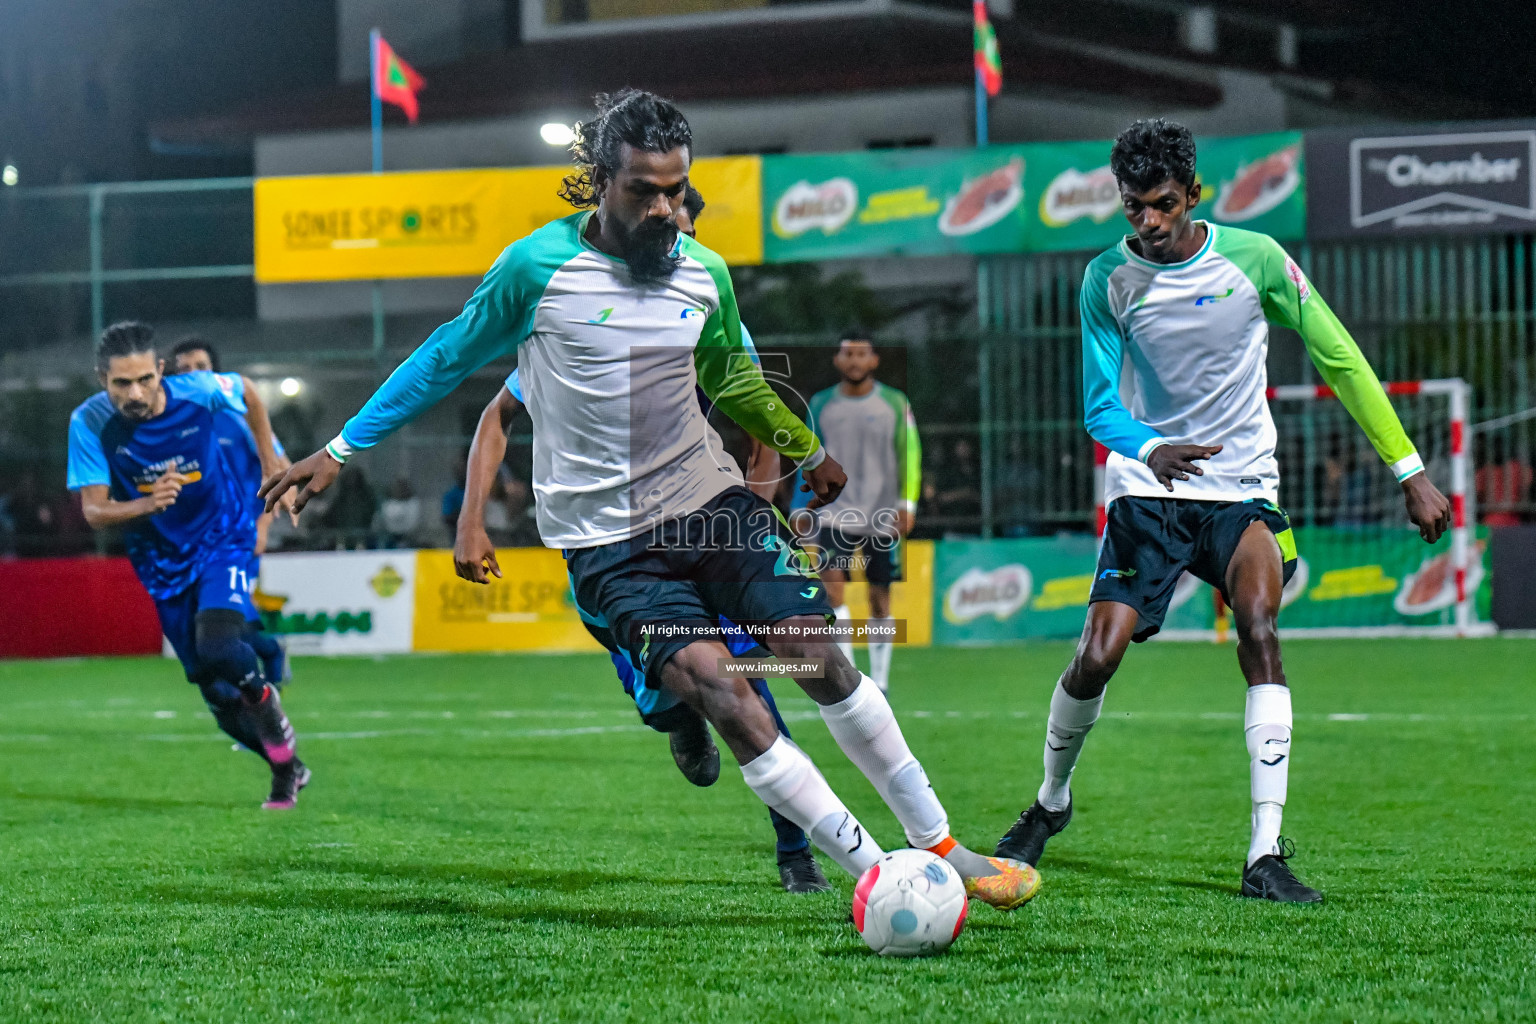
[832,604,856,667]
[740,735,882,877]
[819,674,949,849]
[1245,683,1292,866]
[867,618,894,691]
[1037,679,1103,812]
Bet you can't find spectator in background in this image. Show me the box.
[930,436,982,527]
[1476,435,1533,527]
[486,474,541,548]
[6,472,57,557]
[374,477,423,547]
[318,467,377,548]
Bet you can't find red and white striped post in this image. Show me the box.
[1266,378,1473,633]
[1093,442,1109,540]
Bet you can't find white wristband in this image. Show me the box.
[1391,452,1424,482]
[325,433,356,465]
[801,445,827,472]
[1137,437,1172,463]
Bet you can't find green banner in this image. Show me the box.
[933,536,1100,645]
[762,146,1031,262]
[759,132,1306,263]
[1025,130,1306,254]
[934,528,1491,644]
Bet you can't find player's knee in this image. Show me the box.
[1233,602,1279,647]
[194,609,257,688]
[1074,633,1126,688]
[197,678,244,711]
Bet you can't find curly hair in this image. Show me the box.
[1110,118,1197,194]
[557,89,693,209]
[96,320,156,372]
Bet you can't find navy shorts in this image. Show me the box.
[156,550,259,681]
[812,523,903,586]
[1091,496,1297,643]
[565,486,833,687]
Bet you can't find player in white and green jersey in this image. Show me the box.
[791,331,921,691]
[263,89,1040,910]
[994,119,1452,903]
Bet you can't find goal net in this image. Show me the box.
[1150,378,1490,638]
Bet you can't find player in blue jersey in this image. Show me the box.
[169,337,293,688]
[68,322,310,809]
[451,187,831,893]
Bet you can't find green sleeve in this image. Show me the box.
[878,386,922,510]
[684,239,822,461]
[1228,231,1421,479]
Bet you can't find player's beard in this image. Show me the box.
[616,215,681,285]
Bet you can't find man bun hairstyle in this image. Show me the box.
[171,335,220,372]
[1110,118,1197,195]
[558,88,693,209]
[96,320,156,372]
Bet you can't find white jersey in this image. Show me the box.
[1080,223,1422,505]
[332,212,823,548]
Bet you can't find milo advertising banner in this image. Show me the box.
[933,536,1100,645]
[1027,130,1307,253]
[1161,527,1492,633]
[762,147,1031,262]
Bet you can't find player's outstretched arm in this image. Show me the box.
[239,374,296,523]
[78,473,186,529]
[1256,239,1450,543]
[454,387,524,584]
[260,449,339,516]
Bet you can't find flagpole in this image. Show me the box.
[369,28,386,383]
[369,28,384,173]
[974,67,988,149]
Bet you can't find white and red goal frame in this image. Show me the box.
[1093,378,1482,636]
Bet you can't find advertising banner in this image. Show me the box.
[762,146,1032,262]
[834,539,935,648]
[1026,130,1306,253]
[256,550,416,654]
[1162,526,1493,633]
[1307,122,1536,239]
[412,547,601,654]
[254,157,764,282]
[933,536,1100,644]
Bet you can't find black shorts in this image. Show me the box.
[812,524,903,586]
[565,486,833,686]
[1091,496,1298,643]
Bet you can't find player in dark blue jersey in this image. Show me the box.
[68,322,310,809]
[170,337,292,687]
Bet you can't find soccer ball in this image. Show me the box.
[852,849,968,957]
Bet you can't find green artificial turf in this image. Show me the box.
[1,640,1533,1022]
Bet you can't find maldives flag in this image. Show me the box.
[373,33,425,123]
[973,0,1002,98]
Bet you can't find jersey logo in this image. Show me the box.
[800,585,820,599]
[679,307,706,320]
[1098,567,1137,580]
[587,307,614,325]
[179,426,200,438]
[1194,288,1234,306]
[1285,257,1311,304]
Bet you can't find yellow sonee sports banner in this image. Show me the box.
[412,541,932,654]
[255,157,763,283]
[412,547,601,654]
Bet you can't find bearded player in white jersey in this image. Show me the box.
[994,119,1451,903]
[262,89,1039,911]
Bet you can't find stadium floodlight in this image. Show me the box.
[279,377,303,398]
[1,164,16,187]
[540,122,575,147]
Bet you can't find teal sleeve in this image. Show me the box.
[1080,262,1165,461]
[338,242,537,453]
